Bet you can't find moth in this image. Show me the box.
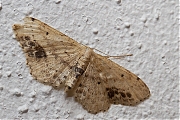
[12,17,150,114]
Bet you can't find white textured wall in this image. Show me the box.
[0,0,179,119]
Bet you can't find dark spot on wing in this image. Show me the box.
[35,50,46,58]
[115,91,118,94]
[126,92,131,98]
[46,32,49,35]
[106,87,118,99]
[120,92,126,98]
[53,74,58,79]
[137,77,140,80]
[25,36,30,40]
[63,76,67,79]
[108,90,114,98]
[31,18,35,21]
[28,41,35,46]
[121,74,124,77]
[85,74,88,77]
[26,45,46,58]
[75,74,80,78]
[30,42,47,58]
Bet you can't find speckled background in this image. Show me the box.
[0,0,179,119]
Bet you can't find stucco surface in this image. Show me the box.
[0,0,179,119]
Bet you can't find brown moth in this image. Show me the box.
[12,17,150,114]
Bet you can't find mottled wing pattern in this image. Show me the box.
[75,51,150,114]
[12,17,87,89]
[13,17,150,114]
[74,53,111,113]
